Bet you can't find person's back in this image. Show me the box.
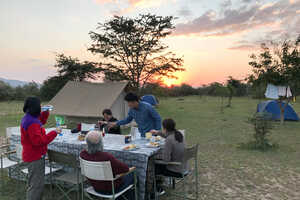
[80,149,129,193]
[164,133,188,173]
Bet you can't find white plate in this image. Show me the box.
[123,146,140,151]
[146,143,160,148]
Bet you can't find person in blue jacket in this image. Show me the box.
[108,93,162,137]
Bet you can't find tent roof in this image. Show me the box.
[49,81,128,117]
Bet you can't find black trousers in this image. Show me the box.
[155,164,183,178]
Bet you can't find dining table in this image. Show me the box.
[7,126,164,200]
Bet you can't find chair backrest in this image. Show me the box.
[48,150,78,168]
[79,157,114,181]
[0,137,9,155]
[183,144,199,163]
[16,144,23,161]
[6,127,19,138]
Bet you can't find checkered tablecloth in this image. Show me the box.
[8,127,164,200]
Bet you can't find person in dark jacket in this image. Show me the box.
[21,97,61,200]
[98,109,121,134]
[80,131,134,199]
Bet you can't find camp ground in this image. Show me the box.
[1,4,300,200]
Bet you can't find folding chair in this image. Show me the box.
[154,144,199,200]
[0,140,25,196]
[79,157,138,200]
[48,150,82,200]
[17,146,62,177]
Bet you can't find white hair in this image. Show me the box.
[85,131,103,154]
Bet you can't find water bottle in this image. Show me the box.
[56,121,63,136]
[41,105,53,112]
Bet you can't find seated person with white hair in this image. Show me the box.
[80,131,134,199]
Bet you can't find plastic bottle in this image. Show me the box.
[102,127,105,137]
[56,121,63,136]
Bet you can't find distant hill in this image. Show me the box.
[0,77,41,88]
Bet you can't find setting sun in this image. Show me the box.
[162,77,182,87]
[160,72,184,87]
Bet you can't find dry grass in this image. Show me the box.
[1,96,300,199]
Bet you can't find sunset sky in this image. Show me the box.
[1,0,299,86]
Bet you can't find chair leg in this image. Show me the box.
[183,177,187,200]
[172,178,176,189]
[154,175,158,200]
[134,171,138,200]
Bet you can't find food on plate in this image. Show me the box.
[123,144,137,150]
[149,142,159,147]
[146,132,152,139]
[155,136,161,141]
[78,134,85,141]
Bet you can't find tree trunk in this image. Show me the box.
[220,96,224,113]
[277,98,291,125]
[227,95,232,107]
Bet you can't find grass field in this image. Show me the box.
[1,96,300,199]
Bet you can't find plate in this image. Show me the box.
[146,142,160,148]
[123,145,139,151]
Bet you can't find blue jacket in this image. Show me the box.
[117,102,162,136]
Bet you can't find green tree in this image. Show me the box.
[226,76,248,107]
[88,14,185,90]
[247,35,300,124]
[40,54,100,100]
[0,81,14,101]
[40,76,68,101]
[55,54,99,81]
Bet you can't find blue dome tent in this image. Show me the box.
[257,100,299,121]
[141,95,159,106]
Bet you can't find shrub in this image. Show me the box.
[240,112,278,151]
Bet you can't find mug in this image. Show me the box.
[125,135,132,144]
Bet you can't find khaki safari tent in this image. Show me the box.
[49,81,129,124]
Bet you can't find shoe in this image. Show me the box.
[157,187,165,196]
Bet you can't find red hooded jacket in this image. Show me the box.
[20,111,57,162]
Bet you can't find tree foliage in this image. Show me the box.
[54,54,99,81]
[247,35,300,94]
[88,14,185,90]
[0,81,40,101]
[40,54,100,100]
[247,35,300,123]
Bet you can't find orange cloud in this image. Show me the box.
[93,0,170,9]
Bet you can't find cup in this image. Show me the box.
[130,128,136,140]
[125,135,132,144]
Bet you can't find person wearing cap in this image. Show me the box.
[21,97,61,200]
[108,93,162,137]
[80,131,134,199]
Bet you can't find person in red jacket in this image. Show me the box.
[21,97,60,200]
[80,131,135,199]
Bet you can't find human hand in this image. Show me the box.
[107,122,117,129]
[56,127,62,134]
[98,121,108,125]
[150,130,159,135]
